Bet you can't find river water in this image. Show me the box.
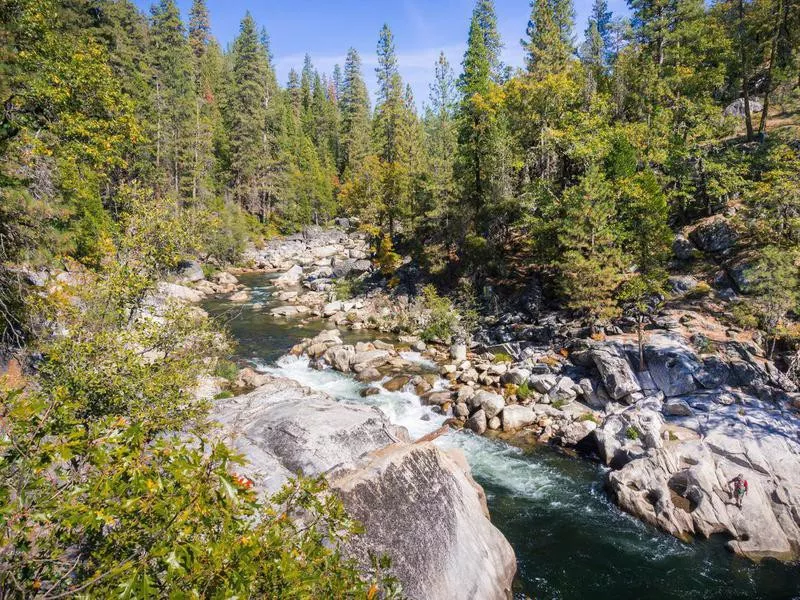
[204,273,800,600]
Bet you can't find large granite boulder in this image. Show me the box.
[593,408,664,468]
[332,443,516,600]
[502,405,536,431]
[724,97,763,117]
[175,259,205,283]
[273,264,304,288]
[591,343,641,401]
[688,216,738,253]
[608,427,800,561]
[212,377,517,598]
[643,335,702,397]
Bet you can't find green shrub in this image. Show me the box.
[492,352,513,363]
[579,413,599,424]
[730,302,759,329]
[334,277,366,301]
[202,263,219,279]
[215,359,240,382]
[626,426,640,440]
[420,284,460,344]
[516,381,531,401]
[214,390,235,400]
[376,233,401,277]
[552,399,567,410]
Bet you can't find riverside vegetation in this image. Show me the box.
[1,0,800,597]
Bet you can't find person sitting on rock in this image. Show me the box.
[728,473,748,509]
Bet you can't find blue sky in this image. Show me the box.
[136,0,630,108]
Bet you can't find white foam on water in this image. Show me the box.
[259,354,567,500]
[398,350,438,371]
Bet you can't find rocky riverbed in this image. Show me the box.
[160,225,800,596]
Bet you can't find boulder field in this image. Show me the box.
[292,323,800,563]
[211,377,516,600]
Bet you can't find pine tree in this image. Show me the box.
[373,24,413,234]
[522,0,575,75]
[149,0,195,197]
[456,13,495,226]
[227,13,278,219]
[557,166,624,322]
[187,0,219,203]
[473,0,504,82]
[590,0,613,61]
[423,52,458,226]
[339,48,371,178]
[581,0,612,76]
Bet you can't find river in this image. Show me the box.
[204,272,800,600]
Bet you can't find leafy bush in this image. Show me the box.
[516,381,532,401]
[419,285,459,344]
[730,301,759,329]
[579,413,599,424]
[215,359,240,382]
[334,277,366,301]
[626,426,640,440]
[492,352,513,363]
[552,399,567,409]
[375,233,401,277]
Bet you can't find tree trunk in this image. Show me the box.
[738,0,754,140]
[758,0,784,135]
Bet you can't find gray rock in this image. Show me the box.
[608,426,800,562]
[454,402,470,418]
[501,405,536,431]
[644,335,702,397]
[672,234,695,261]
[155,282,206,304]
[273,264,304,287]
[488,416,501,430]
[211,377,409,494]
[175,259,205,283]
[467,409,487,434]
[591,344,641,400]
[450,343,467,362]
[332,444,516,600]
[529,374,558,394]
[546,377,578,404]
[501,368,531,386]
[323,344,356,372]
[688,216,738,253]
[663,398,694,416]
[696,356,731,389]
[668,275,700,295]
[478,391,506,420]
[559,419,597,446]
[724,97,763,117]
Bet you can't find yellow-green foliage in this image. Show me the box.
[685,281,712,299]
[420,284,460,343]
[492,352,513,363]
[375,233,402,277]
